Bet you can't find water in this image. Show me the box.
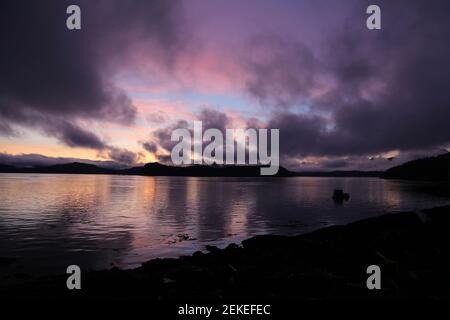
[0,173,449,275]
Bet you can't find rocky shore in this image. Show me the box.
[2,205,450,300]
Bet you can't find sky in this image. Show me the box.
[1,0,450,171]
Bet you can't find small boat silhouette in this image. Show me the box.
[333,189,350,201]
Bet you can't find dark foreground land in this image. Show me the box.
[2,206,450,301]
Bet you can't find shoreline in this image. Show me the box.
[0,162,382,178]
[2,205,450,300]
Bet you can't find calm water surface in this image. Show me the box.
[0,173,449,275]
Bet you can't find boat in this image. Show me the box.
[333,189,350,201]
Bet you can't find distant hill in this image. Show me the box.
[383,153,450,181]
[33,162,115,174]
[0,161,385,178]
[8,158,445,180]
[0,163,18,173]
[0,162,114,175]
[0,161,293,177]
[138,163,293,177]
[293,170,381,178]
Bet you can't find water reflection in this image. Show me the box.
[0,174,449,275]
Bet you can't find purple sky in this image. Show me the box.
[1,0,450,170]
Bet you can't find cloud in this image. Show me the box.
[244,34,318,109]
[142,141,158,154]
[146,112,169,125]
[198,108,230,132]
[266,112,327,157]
[44,120,107,150]
[153,119,190,156]
[0,0,185,149]
[3,0,450,171]
[243,0,450,164]
[0,121,16,136]
[321,158,350,170]
[145,108,232,162]
[107,148,144,165]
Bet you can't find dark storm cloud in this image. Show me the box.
[244,0,450,162]
[44,120,106,149]
[142,141,158,154]
[107,148,143,165]
[244,35,317,109]
[266,112,327,157]
[153,119,190,156]
[198,108,229,132]
[147,108,231,162]
[0,0,184,147]
[321,158,349,170]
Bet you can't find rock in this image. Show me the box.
[0,257,16,267]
